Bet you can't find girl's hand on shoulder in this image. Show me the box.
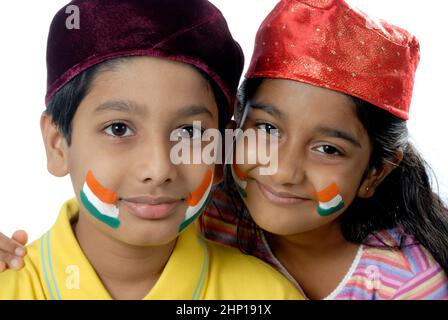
[0,230,28,272]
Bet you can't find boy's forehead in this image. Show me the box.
[83,58,219,119]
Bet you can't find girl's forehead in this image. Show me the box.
[249,79,367,138]
[253,79,355,115]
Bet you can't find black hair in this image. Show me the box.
[45,57,228,145]
[220,78,448,274]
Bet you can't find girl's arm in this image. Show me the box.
[0,230,28,271]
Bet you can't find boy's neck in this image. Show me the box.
[73,212,176,300]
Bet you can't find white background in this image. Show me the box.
[0,1,447,242]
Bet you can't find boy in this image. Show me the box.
[0,0,301,300]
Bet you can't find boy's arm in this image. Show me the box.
[0,230,28,272]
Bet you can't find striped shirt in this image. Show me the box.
[201,186,448,300]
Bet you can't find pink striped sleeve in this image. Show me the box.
[391,264,448,300]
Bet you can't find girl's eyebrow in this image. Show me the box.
[315,126,362,148]
[248,102,285,120]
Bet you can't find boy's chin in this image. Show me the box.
[109,222,181,247]
[87,216,182,247]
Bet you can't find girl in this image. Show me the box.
[201,0,448,299]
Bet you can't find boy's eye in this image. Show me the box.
[256,123,279,137]
[175,125,204,140]
[104,122,134,137]
[314,145,342,156]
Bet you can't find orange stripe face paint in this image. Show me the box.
[86,170,117,204]
[179,169,214,232]
[316,182,345,217]
[231,164,248,198]
[80,170,120,228]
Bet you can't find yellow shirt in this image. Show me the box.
[0,199,302,300]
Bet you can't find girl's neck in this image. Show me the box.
[266,220,360,300]
[267,220,348,254]
[74,211,176,300]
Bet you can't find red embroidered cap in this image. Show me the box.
[245,0,420,120]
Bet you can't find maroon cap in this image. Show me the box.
[46,0,244,121]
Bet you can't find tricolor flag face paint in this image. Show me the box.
[80,170,120,229]
[178,169,214,232]
[316,182,345,217]
[231,164,248,198]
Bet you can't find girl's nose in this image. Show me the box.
[271,143,305,186]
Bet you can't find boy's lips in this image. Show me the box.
[256,181,308,205]
[121,196,182,220]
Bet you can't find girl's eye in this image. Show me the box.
[315,145,342,156]
[256,123,279,137]
[176,125,204,139]
[104,122,134,138]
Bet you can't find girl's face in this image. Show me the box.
[237,79,373,236]
[53,56,219,246]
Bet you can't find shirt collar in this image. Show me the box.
[41,198,209,300]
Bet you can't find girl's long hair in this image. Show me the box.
[221,78,448,274]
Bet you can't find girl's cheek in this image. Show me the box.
[235,130,277,174]
[314,181,346,217]
[307,168,358,218]
[314,177,365,218]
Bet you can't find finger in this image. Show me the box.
[0,251,25,271]
[0,251,20,271]
[0,261,6,272]
[0,232,24,256]
[12,230,28,246]
[8,257,24,270]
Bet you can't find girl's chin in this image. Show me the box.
[247,205,328,235]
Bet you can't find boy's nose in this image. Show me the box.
[134,141,177,187]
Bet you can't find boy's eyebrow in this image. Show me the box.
[315,126,362,148]
[94,100,145,115]
[248,102,285,120]
[95,101,214,119]
[174,105,214,120]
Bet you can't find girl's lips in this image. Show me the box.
[256,181,307,205]
[121,197,182,220]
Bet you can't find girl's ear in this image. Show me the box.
[40,113,70,177]
[358,151,404,198]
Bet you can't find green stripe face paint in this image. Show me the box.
[316,182,345,217]
[179,169,214,232]
[80,170,120,229]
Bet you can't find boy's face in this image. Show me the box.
[50,56,219,246]
[235,79,375,236]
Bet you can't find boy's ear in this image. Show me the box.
[357,151,404,198]
[40,113,70,177]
